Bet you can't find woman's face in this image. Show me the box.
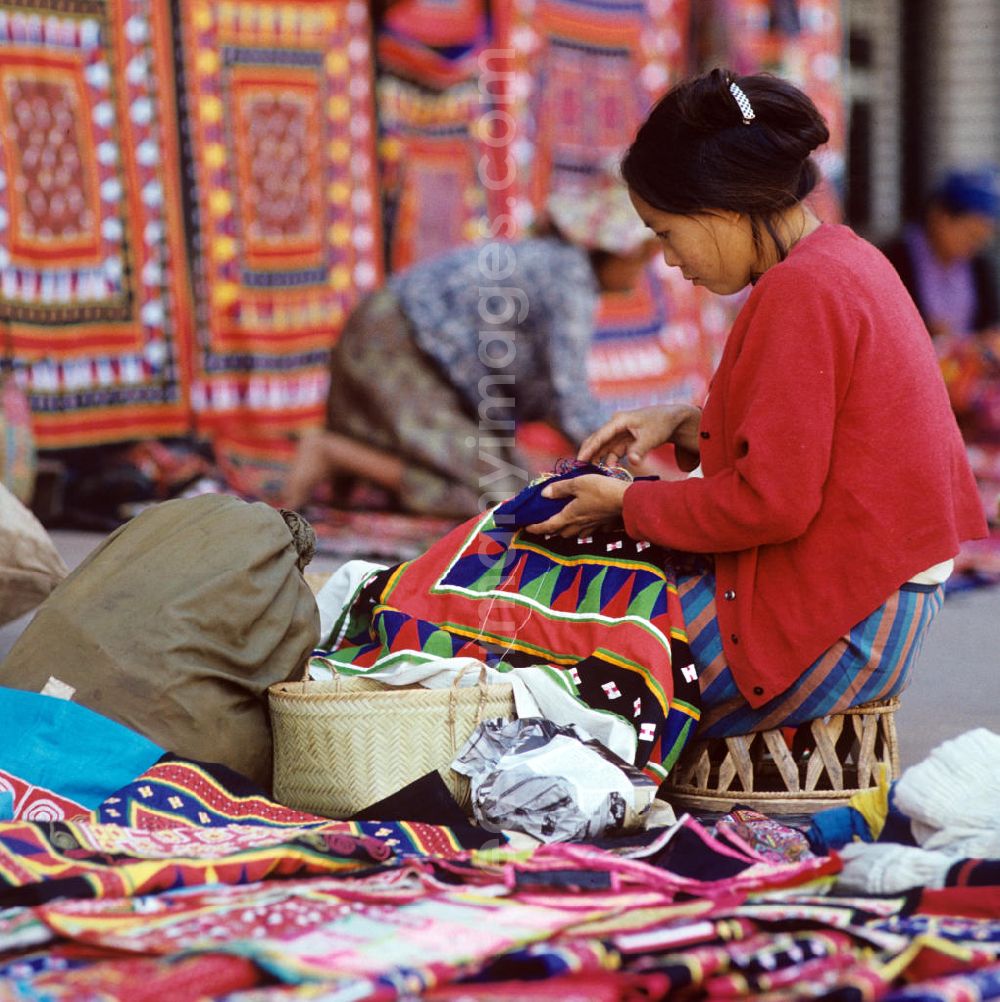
[629,191,758,295]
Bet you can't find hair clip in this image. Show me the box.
[729,80,755,125]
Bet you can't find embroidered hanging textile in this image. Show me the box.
[179,0,384,497]
[377,75,492,271]
[0,0,194,448]
[498,0,722,414]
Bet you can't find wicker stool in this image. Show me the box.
[663,697,901,816]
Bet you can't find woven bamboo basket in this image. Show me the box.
[269,668,516,818]
[663,697,901,816]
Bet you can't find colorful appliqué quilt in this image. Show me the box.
[0,753,998,999]
[374,0,509,272]
[496,0,727,413]
[377,74,492,272]
[313,507,702,781]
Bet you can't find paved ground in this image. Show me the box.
[896,582,1000,765]
[3,527,999,771]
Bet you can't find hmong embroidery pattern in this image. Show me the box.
[323,510,702,778]
[180,0,382,439]
[93,757,330,830]
[0,0,193,446]
[377,75,491,271]
[0,767,86,822]
[434,514,677,651]
[507,0,660,211]
[501,0,721,411]
[373,0,503,270]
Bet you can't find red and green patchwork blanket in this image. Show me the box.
[318,508,703,781]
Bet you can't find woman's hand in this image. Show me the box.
[524,474,629,537]
[578,404,703,469]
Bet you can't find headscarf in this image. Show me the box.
[545,167,649,255]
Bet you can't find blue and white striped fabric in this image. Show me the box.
[677,569,945,737]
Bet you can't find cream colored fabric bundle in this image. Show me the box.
[0,481,68,626]
[893,727,1000,855]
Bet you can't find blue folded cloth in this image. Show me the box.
[804,805,873,855]
[493,462,610,528]
[494,461,652,530]
[805,783,917,854]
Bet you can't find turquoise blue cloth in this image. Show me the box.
[0,686,163,812]
[0,791,11,821]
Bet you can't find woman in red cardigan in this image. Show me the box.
[528,69,988,737]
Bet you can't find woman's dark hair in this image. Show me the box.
[622,68,830,260]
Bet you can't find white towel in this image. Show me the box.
[893,727,1000,855]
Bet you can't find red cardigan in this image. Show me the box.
[623,224,986,707]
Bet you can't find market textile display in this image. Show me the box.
[497,0,732,411]
[1,722,999,999]
[374,0,496,271]
[178,0,384,498]
[377,75,492,273]
[375,0,748,416]
[500,0,690,220]
[0,0,194,449]
[1,0,852,495]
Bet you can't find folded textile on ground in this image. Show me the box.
[0,741,997,1000]
[0,687,162,821]
[822,728,1000,894]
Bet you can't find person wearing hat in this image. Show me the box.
[881,166,1000,338]
[281,182,657,516]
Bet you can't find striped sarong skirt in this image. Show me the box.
[677,568,945,738]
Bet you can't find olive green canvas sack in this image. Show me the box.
[0,493,319,791]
